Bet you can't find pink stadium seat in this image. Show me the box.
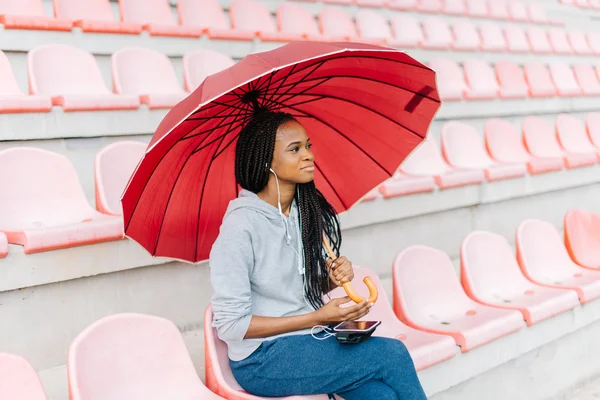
[112,47,188,109]
[527,3,548,24]
[588,32,600,54]
[568,30,593,55]
[393,246,525,352]
[0,353,47,399]
[549,63,582,97]
[318,7,359,41]
[323,0,351,4]
[573,64,600,96]
[565,209,600,270]
[379,172,436,198]
[527,27,552,53]
[389,14,423,48]
[508,1,529,21]
[400,138,484,189]
[69,313,221,400]
[442,121,526,182]
[354,10,393,45]
[523,63,556,97]
[443,0,466,14]
[417,0,442,12]
[452,20,480,51]
[461,231,579,325]
[421,17,452,49]
[388,0,417,9]
[489,0,510,19]
[504,26,530,52]
[517,219,600,304]
[53,0,142,34]
[0,50,51,113]
[205,307,335,399]
[0,232,7,258]
[183,49,235,92]
[463,59,499,99]
[95,141,146,216]
[479,22,507,52]
[587,112,600,148]
[467,0,488,16]
[230,0,303,42]
[176,0,254,40]
[494,61,529,98]
[555,114,598,166]
[548,28,573,54]
[0,148,123,254]
[276,2,324,41]
[485,118,563,174]
[361,186,380,202]
[0,0,72,31]
[329,267,458,369]
[428,59,468,101]
[522,116,571,169]
[575,0,590,7]
[355,0,386,6]
[119,0,202,37]
[28,45,139,111]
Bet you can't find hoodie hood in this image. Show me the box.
[225,189,296,222]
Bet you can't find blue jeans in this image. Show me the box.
[230,335,427,399]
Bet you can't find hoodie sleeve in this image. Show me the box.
[209,211,254,343]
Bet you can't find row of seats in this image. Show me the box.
[2,42,600,115]
[0,46,233,112]
[369,113,600,199]
[2,112,599,254]
[4,209,600,399]
[561,0,600,10]
[434,59,600,100]
[315,8,596,53]
[0,0,560,37]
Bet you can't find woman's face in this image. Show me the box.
[270,119,315,184]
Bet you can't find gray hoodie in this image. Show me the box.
[209,189,318,361]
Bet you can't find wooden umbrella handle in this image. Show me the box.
[323,234,378,304]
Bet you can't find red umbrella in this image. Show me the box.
[122,41,440,264]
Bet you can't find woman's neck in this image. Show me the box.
[258,178,296,216]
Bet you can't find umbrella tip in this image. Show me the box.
[242,89,264,112]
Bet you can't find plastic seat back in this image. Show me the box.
[429,58,467,100]
[54,0,115,21]
[527,27,552,53]
[0,50,26,96]
[489,0,509,19]
[479,22,506,51]
[443,0,466,14]
[95,141,147,216]
[319,6,357,39]
[549,63,582,96]
[0,0,46,17]
[28,44,110,96]
[452,20,480,50]
[119,0,176,25]
[588,32,600,54]
[389,14,423,47]
[112,47,182,95]
[524,63,556,97]
[229,0,277,35]
[183,49,235,92]
[69,313,213,400]
[464,59,499,99]
[276,2,320,38]
[400,138,451,176]
[467,0,488,16]
[522,116,565,158]
[355,9,392,41]
[505,25,530,52]
[495,61,528,98]
[508,1,529,21]
[177,0,228,30]
[417,0,443,12]
[442,121,494,169]
[565,209,600,269]
[0,353,47,400]
[568,30,593,54]
[422,17,452,48]
[556,114,596,153]
[548,28,573,54]
[484,118,531,163]
[527,3,548,23]
[587,112,600,148]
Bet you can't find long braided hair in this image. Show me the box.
[235,110,342,309]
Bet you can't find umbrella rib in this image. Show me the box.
[263,97,397,176]
[192,103,254,156]
[265,61,326,108]
[193,134,228,262]
[262,77,332,110]
[314,160,348,210]
[183,103,247,140]
[123,103,243,231]
[264,63,304,109]
[151,132,223,255]
[260,75,440,104]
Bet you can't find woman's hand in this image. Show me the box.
[327,256,354,287]
[313,296,372,325]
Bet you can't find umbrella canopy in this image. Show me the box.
[122,41,441,263]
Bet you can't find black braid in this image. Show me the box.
[235,111,342,310]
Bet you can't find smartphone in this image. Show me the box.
[333,320,381,333]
